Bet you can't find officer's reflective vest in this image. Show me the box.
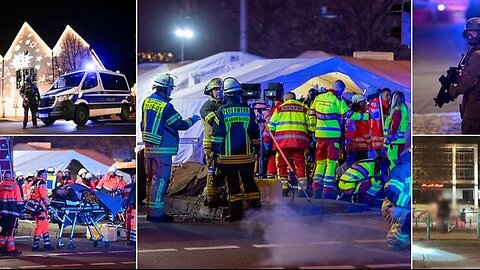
[0,179,24,217]
[309,91,369,139]
[384,104,409,145]
[267,99,310,150]
[141,92,194,155]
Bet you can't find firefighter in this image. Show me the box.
[141,74,200,222]
[382,151,411,249]
[23,173,34,201]
[62,169,74,186]
[309,80,379,199]
[0,174,24,256]
[200,78,225,207]
[345,94,371,167]
[75,168,88,185]
[364,86,386,158]
[212,77,261,222]
[96,167,126,196]
[448,17,480,134]
[384,91,409,169]
[20,75,41,129]
[31,169,54,252]
[46,167,57,194]
[337,156,390,203]
[267,92,310,194]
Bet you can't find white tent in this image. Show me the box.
[136,51,262,142]
[14,150,132,183]
[167,55,410,164]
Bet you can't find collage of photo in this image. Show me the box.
[1,0,480,269]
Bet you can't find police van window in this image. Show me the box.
[81,72,98,90]
[99,73,129,91]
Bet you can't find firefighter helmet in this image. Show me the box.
[204,78,223,95]
[351,94,366,104]
[152,74,175,90]
[47,166,55,174]
[16,171,23,178]
[463,17,480,46]
[223,77,242,96]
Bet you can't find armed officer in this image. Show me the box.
[20,76,40,129]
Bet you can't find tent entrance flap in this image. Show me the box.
[292,72,363,98]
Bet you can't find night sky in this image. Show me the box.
[0,0,136,84]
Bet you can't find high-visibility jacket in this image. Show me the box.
[384,104,409,145]
[338,159,386,197]
[141,92,194,156]
[367,98,387,150]
[345,107,371,152]
[309,91,369,139]
[31,178,50,208]
[212,99,260,164]
[267,99,310,150]
[0,179,24,217]
[22,181,31,201]
[385,152,411,208]
[200,98,223,149]
[46,173,57,194]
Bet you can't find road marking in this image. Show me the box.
[308,241,343,245]
[121,262,136,265]
[184,245,241,251]
[75,251,103,255]
[51,264,83,268]
[353,239,386,244]
[109,250,134,254]
[0,267,13,269]
[138,248,178,253]
[253,243,301,248]
[365,263,411,269]
[88,263,116,266]
[19,266,48,269]
[299,266,355,269]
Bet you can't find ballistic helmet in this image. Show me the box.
[223,77,242,96]
[204,78,223,95]
[463,17,480,46]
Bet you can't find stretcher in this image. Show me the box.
[49,184,125,250]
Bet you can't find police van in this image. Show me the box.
[37,69,132,126]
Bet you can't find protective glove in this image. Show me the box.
[190,115,201,125]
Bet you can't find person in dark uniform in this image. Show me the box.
[19,76,40,129]
[212,77,261,221]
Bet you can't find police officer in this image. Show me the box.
[0,173,24,256]
[200,78,225,207]
[212,77,261,222]
[31,169,54,252]
[20,76,40,129]
[141,74,200,222]
[309,80,379,199]
[448,17,480,134]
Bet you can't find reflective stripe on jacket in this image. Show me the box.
[267,99,310,150]
[0,179,24,216]
[384,104,409,145]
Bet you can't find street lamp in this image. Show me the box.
[174,28,194,62]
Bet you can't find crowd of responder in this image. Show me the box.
[141,74,411,248]
[0,166,135,256]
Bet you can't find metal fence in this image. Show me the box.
[414,210,480,240]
